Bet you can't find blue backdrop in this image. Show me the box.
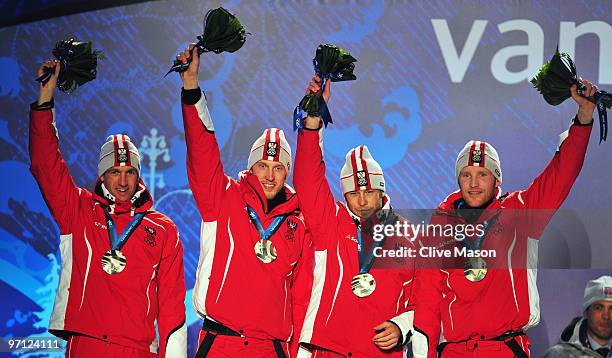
[0,1,610,356]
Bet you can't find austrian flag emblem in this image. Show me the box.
[266,142,278,157]
[144,226,157,247]
[471,148,482,163]
[356,170,368,187]
[117,148,128,163]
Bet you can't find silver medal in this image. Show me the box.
[101,250,127,274]
[351,273,376,297]
[463,257,487,282]
[254,239,277,263]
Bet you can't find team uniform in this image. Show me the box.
[293,127,419,357]
[414,118,593,358]
[181,89,312,357]
[29,102,187,357]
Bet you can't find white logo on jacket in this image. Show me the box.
[94,221,108,230]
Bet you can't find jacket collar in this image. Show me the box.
[92,178,153,215]
[238,170,299,217]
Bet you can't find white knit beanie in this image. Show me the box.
[583,275,612,311]
[455,140,502,183]
[98,134,141,177]
[247,128,292,173]
[340,145,385,194]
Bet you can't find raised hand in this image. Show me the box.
[37,60,60,105]
[177,43,200,90]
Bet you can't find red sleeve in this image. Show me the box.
[388,277,417,348]
[518,120,592,210]
[413,214,448,358]
[156,221,187,358]
[294,126,338,248]
[29,104,81,233]
[289,228,314,357]
[509,120,592,237]
[412,268,444,358]
[182,91,229,221]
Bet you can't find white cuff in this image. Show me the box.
[165,322,187,357]
[389,310,414,346]
[195,93,214,132]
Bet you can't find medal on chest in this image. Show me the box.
[463,257,487,282]
[247,206,287,264]
[351,272,376,297]
[456,214,498,283]
[101,250,127,274]
[101,208,146,275]
[351,226,387,298]
[254,239,278,263]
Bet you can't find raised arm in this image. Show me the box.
[293,76,338,247]
[517,80,595,211]
[179,45,229,220]
[29,60,81,233]
[156,221,187,358]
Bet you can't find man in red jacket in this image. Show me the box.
[176,46,313,358]
[413,78,599,358]
[29,60,187,357]
[292,76,421,357]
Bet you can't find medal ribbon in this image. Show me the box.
[594,91,608,143]
[356,226,388,274]
[103,208,146,252]
[456,212,500,252]
[575,79,609,143]
[293,60,333,131]
[246,206,287,242]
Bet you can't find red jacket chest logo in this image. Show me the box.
[143,226,157,247]
[284,218,298,242]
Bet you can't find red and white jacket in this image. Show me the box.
[29,103,187,357]
[293,127,419,357]
[413,120,593,357]
[181,90,313,347]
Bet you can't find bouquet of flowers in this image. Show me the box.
[165,7,247,76]
[36,38,104,93]
[531,49,611,142]
[293,44,357,130]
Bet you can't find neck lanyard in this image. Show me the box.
[356,210,395,273]
[102,208,146,252]
[246,205,287,241]
[457,212,500,251]
[357,228,387,274]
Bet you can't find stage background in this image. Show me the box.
[0,1,610,356]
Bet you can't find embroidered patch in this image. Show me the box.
[284,219,297,241]
[266,142,278,157]
[356,170,368,187]
[144,226,157,247]
[471,148,482,163]
[117,148,128,163]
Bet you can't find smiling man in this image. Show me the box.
[29,60,187,357]
[177,45,313,358]
[414,78,599,358]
